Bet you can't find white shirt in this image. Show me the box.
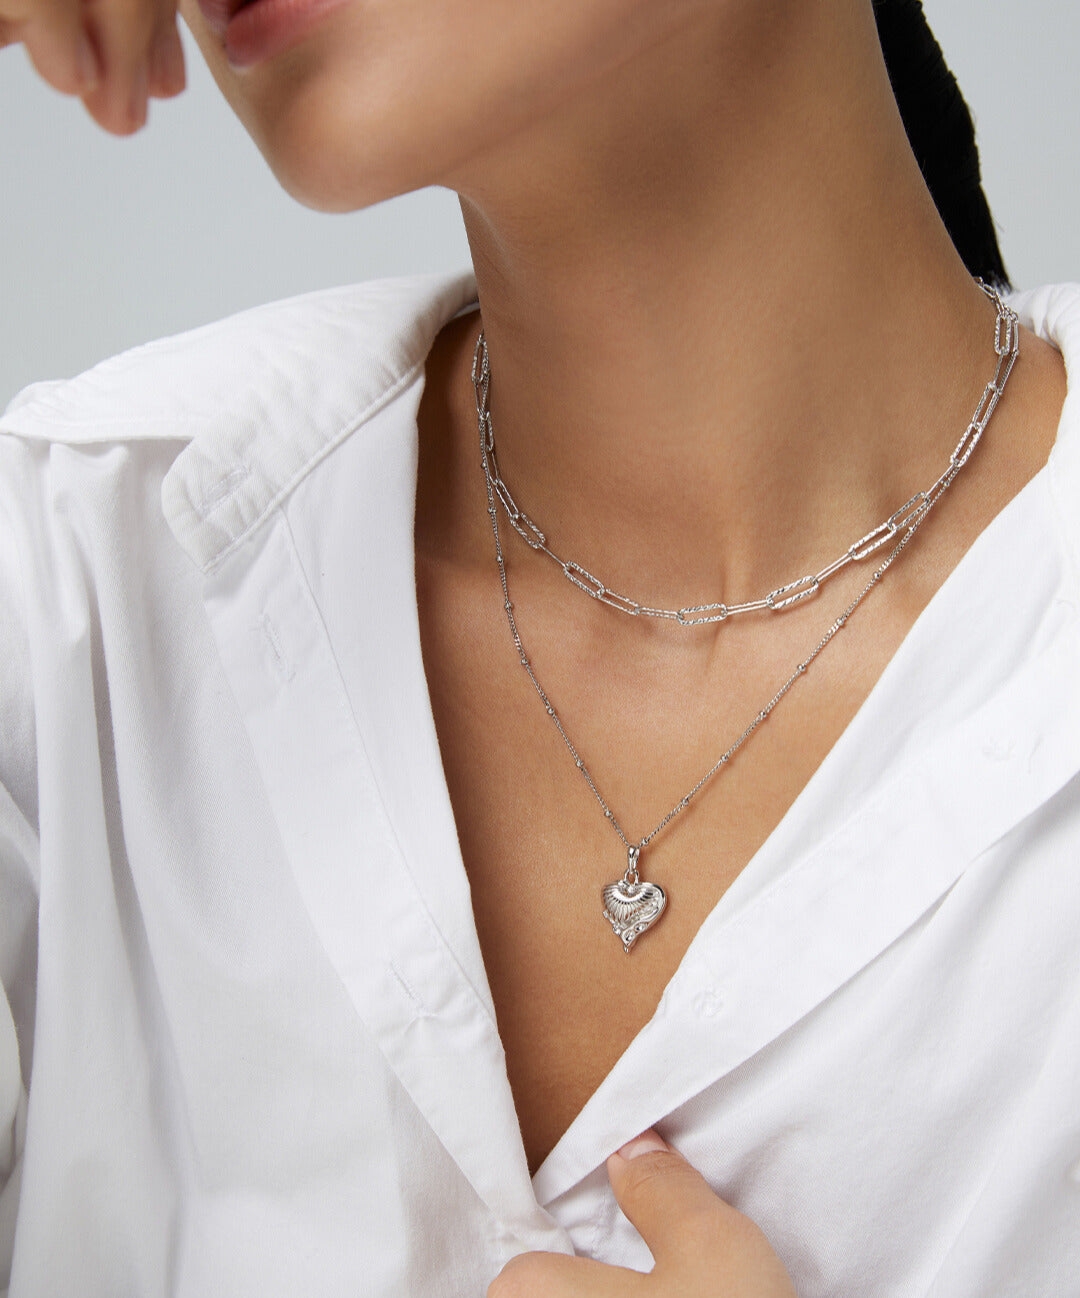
[1,268,1079,1298]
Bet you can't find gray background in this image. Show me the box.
[1,1,1076,407]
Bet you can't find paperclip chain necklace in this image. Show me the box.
[471,284,1019,953]
[483,285,1021,627]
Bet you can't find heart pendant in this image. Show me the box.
[602,877,667,953]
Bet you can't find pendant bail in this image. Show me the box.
[624,844,641,885]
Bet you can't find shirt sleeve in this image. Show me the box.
[0,431,41,1292]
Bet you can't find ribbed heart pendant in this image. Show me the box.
[601,847,667,953]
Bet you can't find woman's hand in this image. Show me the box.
[0,0,186,135]
[488,1130,798,1298]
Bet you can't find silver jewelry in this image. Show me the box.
[482,282,1017,626]
[470,284,1019,952]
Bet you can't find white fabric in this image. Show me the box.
[1,267,1079,1297]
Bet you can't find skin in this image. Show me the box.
[4,0,1070,1292]
[0,0,185,130]
[495,1129,798,1298]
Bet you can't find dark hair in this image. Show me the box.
[873,0,1010,289]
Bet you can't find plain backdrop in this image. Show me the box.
[1,1,1077,406]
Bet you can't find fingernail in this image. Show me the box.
[129,63,148,128]
[616,1129,669,1160]
[77,30,100,91]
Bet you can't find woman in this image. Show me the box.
[0,0,1077,1294]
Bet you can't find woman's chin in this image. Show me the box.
[252,100,436,213]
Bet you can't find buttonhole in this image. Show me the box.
[258,613,295,683]
[389,962,427,1016]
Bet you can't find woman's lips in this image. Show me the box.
[196,0,235,38]
[196,0,352,66]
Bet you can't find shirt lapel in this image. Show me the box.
[279,351,496,1019]
[158,266,568,1253]
[200,510,565,1250]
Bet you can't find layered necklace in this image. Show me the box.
[470,283,1019,952]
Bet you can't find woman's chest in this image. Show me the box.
[413,556,916,1174]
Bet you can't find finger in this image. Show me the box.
[487,1251,649,1298]
[78,0,161,133]
[606,1129,755,1270]
[18,0,101,97]
[146,15,184,97]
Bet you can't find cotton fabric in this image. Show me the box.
[1,268,1079,1297]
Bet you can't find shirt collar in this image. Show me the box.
[1010,282,1080,586]
[160,268,480,572]
[0,267,478,572]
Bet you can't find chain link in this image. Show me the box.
[477,281,1019,627]
[471,284,1019,856]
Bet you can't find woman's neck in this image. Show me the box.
[425,0,996,604]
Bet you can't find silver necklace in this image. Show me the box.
[470,285,1019,953]
[483,281,1016,627]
